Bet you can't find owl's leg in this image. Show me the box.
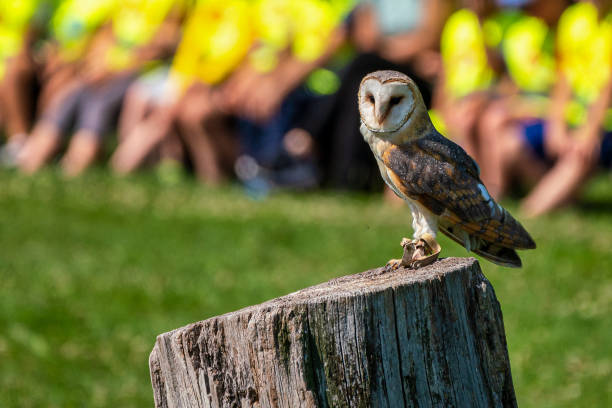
[386,206,441,270]
[401,233,441,269]
[403,205,441,268]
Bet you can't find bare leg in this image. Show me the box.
[61,130,101,177]
[118,86,151,142]
[175,86,228,185]
[521,150,595,217]
[0,53,36,139]
[18,122,63,173]
[479,125,534,199]
[0,54,36,166]
[477,100,512,198]
[177,113,224,185]
[478,100,548,198]
[159,132,185,163]
[442,94,490,162]
[111,104,175,174]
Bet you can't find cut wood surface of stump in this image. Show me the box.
[150,257,517,408]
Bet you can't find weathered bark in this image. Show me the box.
[150,257,517,408]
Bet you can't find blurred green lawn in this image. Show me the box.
[1,169,611,407]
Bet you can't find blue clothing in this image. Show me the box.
[601,131,612,168]
[364,0,422,35]
[236,87,319,193]
[521,120,548,162]
[42,74,135,140]
[521,119,612,168]
[238,88,320,167]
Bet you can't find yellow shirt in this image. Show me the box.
[441,9,494,99]
[170,0,352,90]
[290,0,347,62]
[51,0,115,62]
[0,0,39,78]
[503,15,555,94]
[557,2,612,126]
[170,0,253,88]
[249,0,352,72]
[105,0,183,71]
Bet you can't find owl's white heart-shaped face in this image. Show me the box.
[358,78,416,135]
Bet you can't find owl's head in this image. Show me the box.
[358,71,424,138]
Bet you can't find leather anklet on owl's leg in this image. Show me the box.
[401,233,441,269]
[384,236,413,271]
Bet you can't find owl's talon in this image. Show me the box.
[385,258,403,271]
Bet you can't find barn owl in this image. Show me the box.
[358,70,535,268]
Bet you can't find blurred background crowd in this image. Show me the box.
[1,0,611,217]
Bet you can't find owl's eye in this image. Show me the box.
[366,93,375,104]
[389,96,404,106]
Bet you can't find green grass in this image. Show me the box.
[1,168,611,407]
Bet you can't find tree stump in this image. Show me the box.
[149,257,517,408]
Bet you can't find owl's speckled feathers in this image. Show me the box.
[359,70,535,267]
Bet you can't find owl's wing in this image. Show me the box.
[416,133,481,179]
[383,133,535,253]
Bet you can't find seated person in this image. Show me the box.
[116,65,186,173]
[112,0,351,189]
[477,1,612,216]
[0,0,51,165]
[111,0,254,184]
[433,0,511,167]
[286,0,450,191]
[19,0,183,176]
[520,1,612,216]
[475,0,566,198]
[217,0,352,192]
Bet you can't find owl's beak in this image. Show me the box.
[374,102,390,125]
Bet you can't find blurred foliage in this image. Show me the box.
[0,169,611,407]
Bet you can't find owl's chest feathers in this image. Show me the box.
[362,128,414,200]
[361,125,437,237]
[364,137,397,186]
[361,124,397,160]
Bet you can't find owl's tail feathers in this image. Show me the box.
[500,210,536,250]
[441,209,536,250]
[472,242,522,268]
[439,223,525,268]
